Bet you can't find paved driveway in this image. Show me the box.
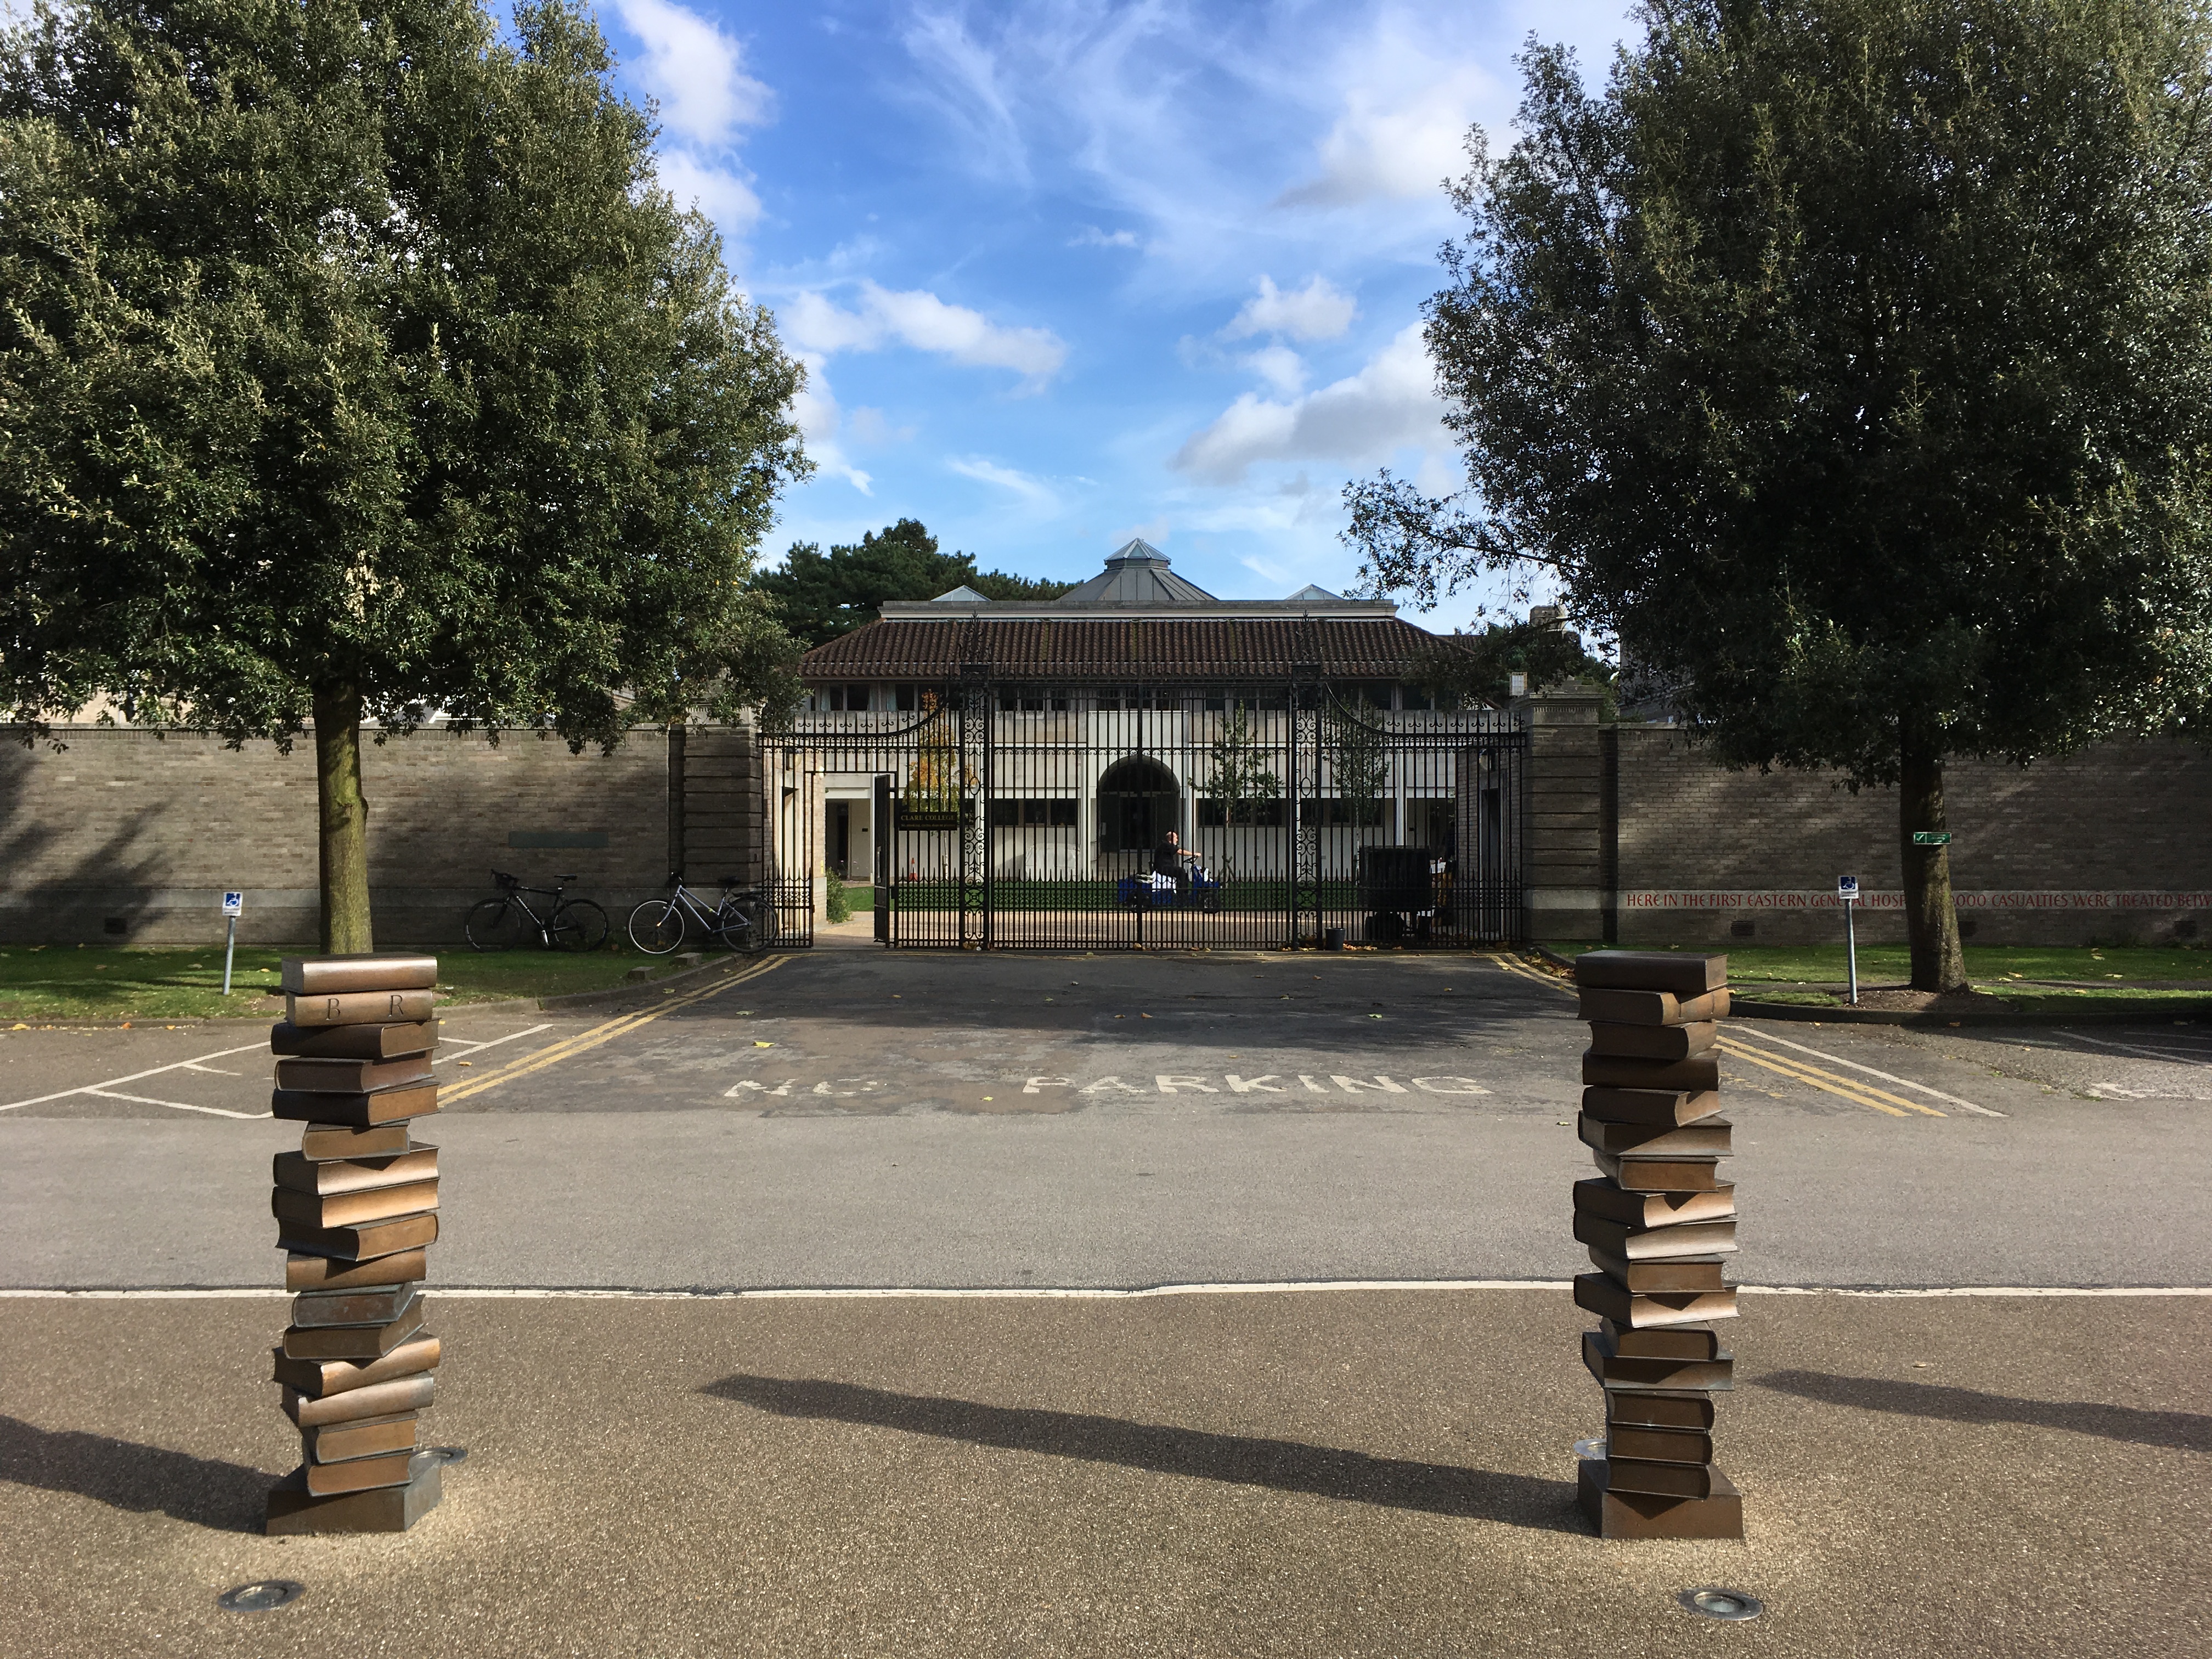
[4,951,2207,1289]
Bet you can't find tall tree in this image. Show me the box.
[754,518,1076,649]
[1347,0,2212,990]
[0,0,806,951]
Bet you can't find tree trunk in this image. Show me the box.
[1899,735,1966,993]
[313,682,374,955]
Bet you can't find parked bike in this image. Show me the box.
[464,871,610,952]
[627,872,777,955]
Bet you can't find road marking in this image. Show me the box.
[441,957,789,1102]
[5,1282,2208,1300]
[1715,1037,1918,1116]
[81,1088,270,1120]
[1486,952,1570,993]
[2054,1029,2212,1066]
[0,1039,270,1113]
[1728,1029,2000,1117]
[433,1023,555,1062]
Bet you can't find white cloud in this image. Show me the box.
[1224,275,1356,342]
[847,407,916,445]
[781,281,1068,387]
[787,357,871,495]
[1071,225,1142,249]
[1118,516,1172,544]
[948,456,1059,507]
[1170,322,1446,486]
[613,0,772,146]
[1277,61,1494,208]
[653,147,763,232]
[1243,345,1307,397]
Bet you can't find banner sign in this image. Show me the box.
[1621,890,2212,912]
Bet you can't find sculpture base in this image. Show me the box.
[266,1453,442,1534]
[1577,1457,1742,1539]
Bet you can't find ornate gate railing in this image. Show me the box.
[757,679,1526,951]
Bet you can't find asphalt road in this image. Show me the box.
[4,1293,2205,1659]
[5,950,2207,1289]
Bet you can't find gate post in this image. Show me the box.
[958,663,990,949]
[1291,663,1323,945]
[873,774,892,945]
[1518,681,1608,944]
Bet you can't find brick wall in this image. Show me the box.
[0,726,687,946]
[1608,725,2212,946]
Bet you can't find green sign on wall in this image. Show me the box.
[1911,831,1952,845]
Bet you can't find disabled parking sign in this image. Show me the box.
[222,891,244,915]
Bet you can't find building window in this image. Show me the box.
[826,685,872,712]
[1197,798,1287,828]
[1297,798,1386,828]
[989,799,1079,827]
[895,685,918,712]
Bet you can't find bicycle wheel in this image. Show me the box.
[550,899,609,953]
[748,898,780,952]
[465,898,525,952]
[627,899,687,955]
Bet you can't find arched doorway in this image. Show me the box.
[1097,755,1179,857]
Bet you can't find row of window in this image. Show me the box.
[811,684,1451,713]
[975,798,1391,830]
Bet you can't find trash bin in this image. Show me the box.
[1356,847,1432,915]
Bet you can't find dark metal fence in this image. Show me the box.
[759,674,1526,951]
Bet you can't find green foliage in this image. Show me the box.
[1353,0,2212,772]
[823,865,850,924]
[1350,0,2212,988]
[1201,705,1282,819]
[1412,616,1615,707]
[753,517,1076,648]
[0,0,809,745]
[1325,703,1388,814]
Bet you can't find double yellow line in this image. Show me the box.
[441,956,789,1103]
[1483,950,1942,1118]
[1714,1036,1943,1118]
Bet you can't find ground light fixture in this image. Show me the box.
[217,1580,305,1613]
[1679,1587,1763,1621]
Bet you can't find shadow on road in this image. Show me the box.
[1752,1369,2210,1453]
[705,1373,1581,1531]
[0,1415,271,1532]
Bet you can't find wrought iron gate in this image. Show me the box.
[759,676,1526,950]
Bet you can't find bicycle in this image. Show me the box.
[464,871,611,953]
[626,872,779,955]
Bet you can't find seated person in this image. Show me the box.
[1152,829,1196,898]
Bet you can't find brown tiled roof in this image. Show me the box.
[800,617,1442,684]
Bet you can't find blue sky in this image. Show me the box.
[594,1,1640,629]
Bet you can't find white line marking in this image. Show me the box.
[0,1040,269,1113]
[432,1023,555,1062]
[81,1088,270,1120]
[1728,1028,2006,1116]
[2053,1030,2212,1066]
[3,1283,2205,1301]
[181,1063,240,1075]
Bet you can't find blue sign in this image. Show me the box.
[1837,876,1859,899]
[222,891,244,915]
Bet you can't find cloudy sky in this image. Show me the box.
[596,0,1641,627]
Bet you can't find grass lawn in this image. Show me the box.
[0,945,653,1024]
[1540,941,2212,1014]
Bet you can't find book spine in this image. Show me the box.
[1570,951,1742,1541]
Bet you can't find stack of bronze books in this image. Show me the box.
[1569,950,1743,1539]
[263,953,447,1535]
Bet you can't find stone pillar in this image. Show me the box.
[1517,681,1607,942]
